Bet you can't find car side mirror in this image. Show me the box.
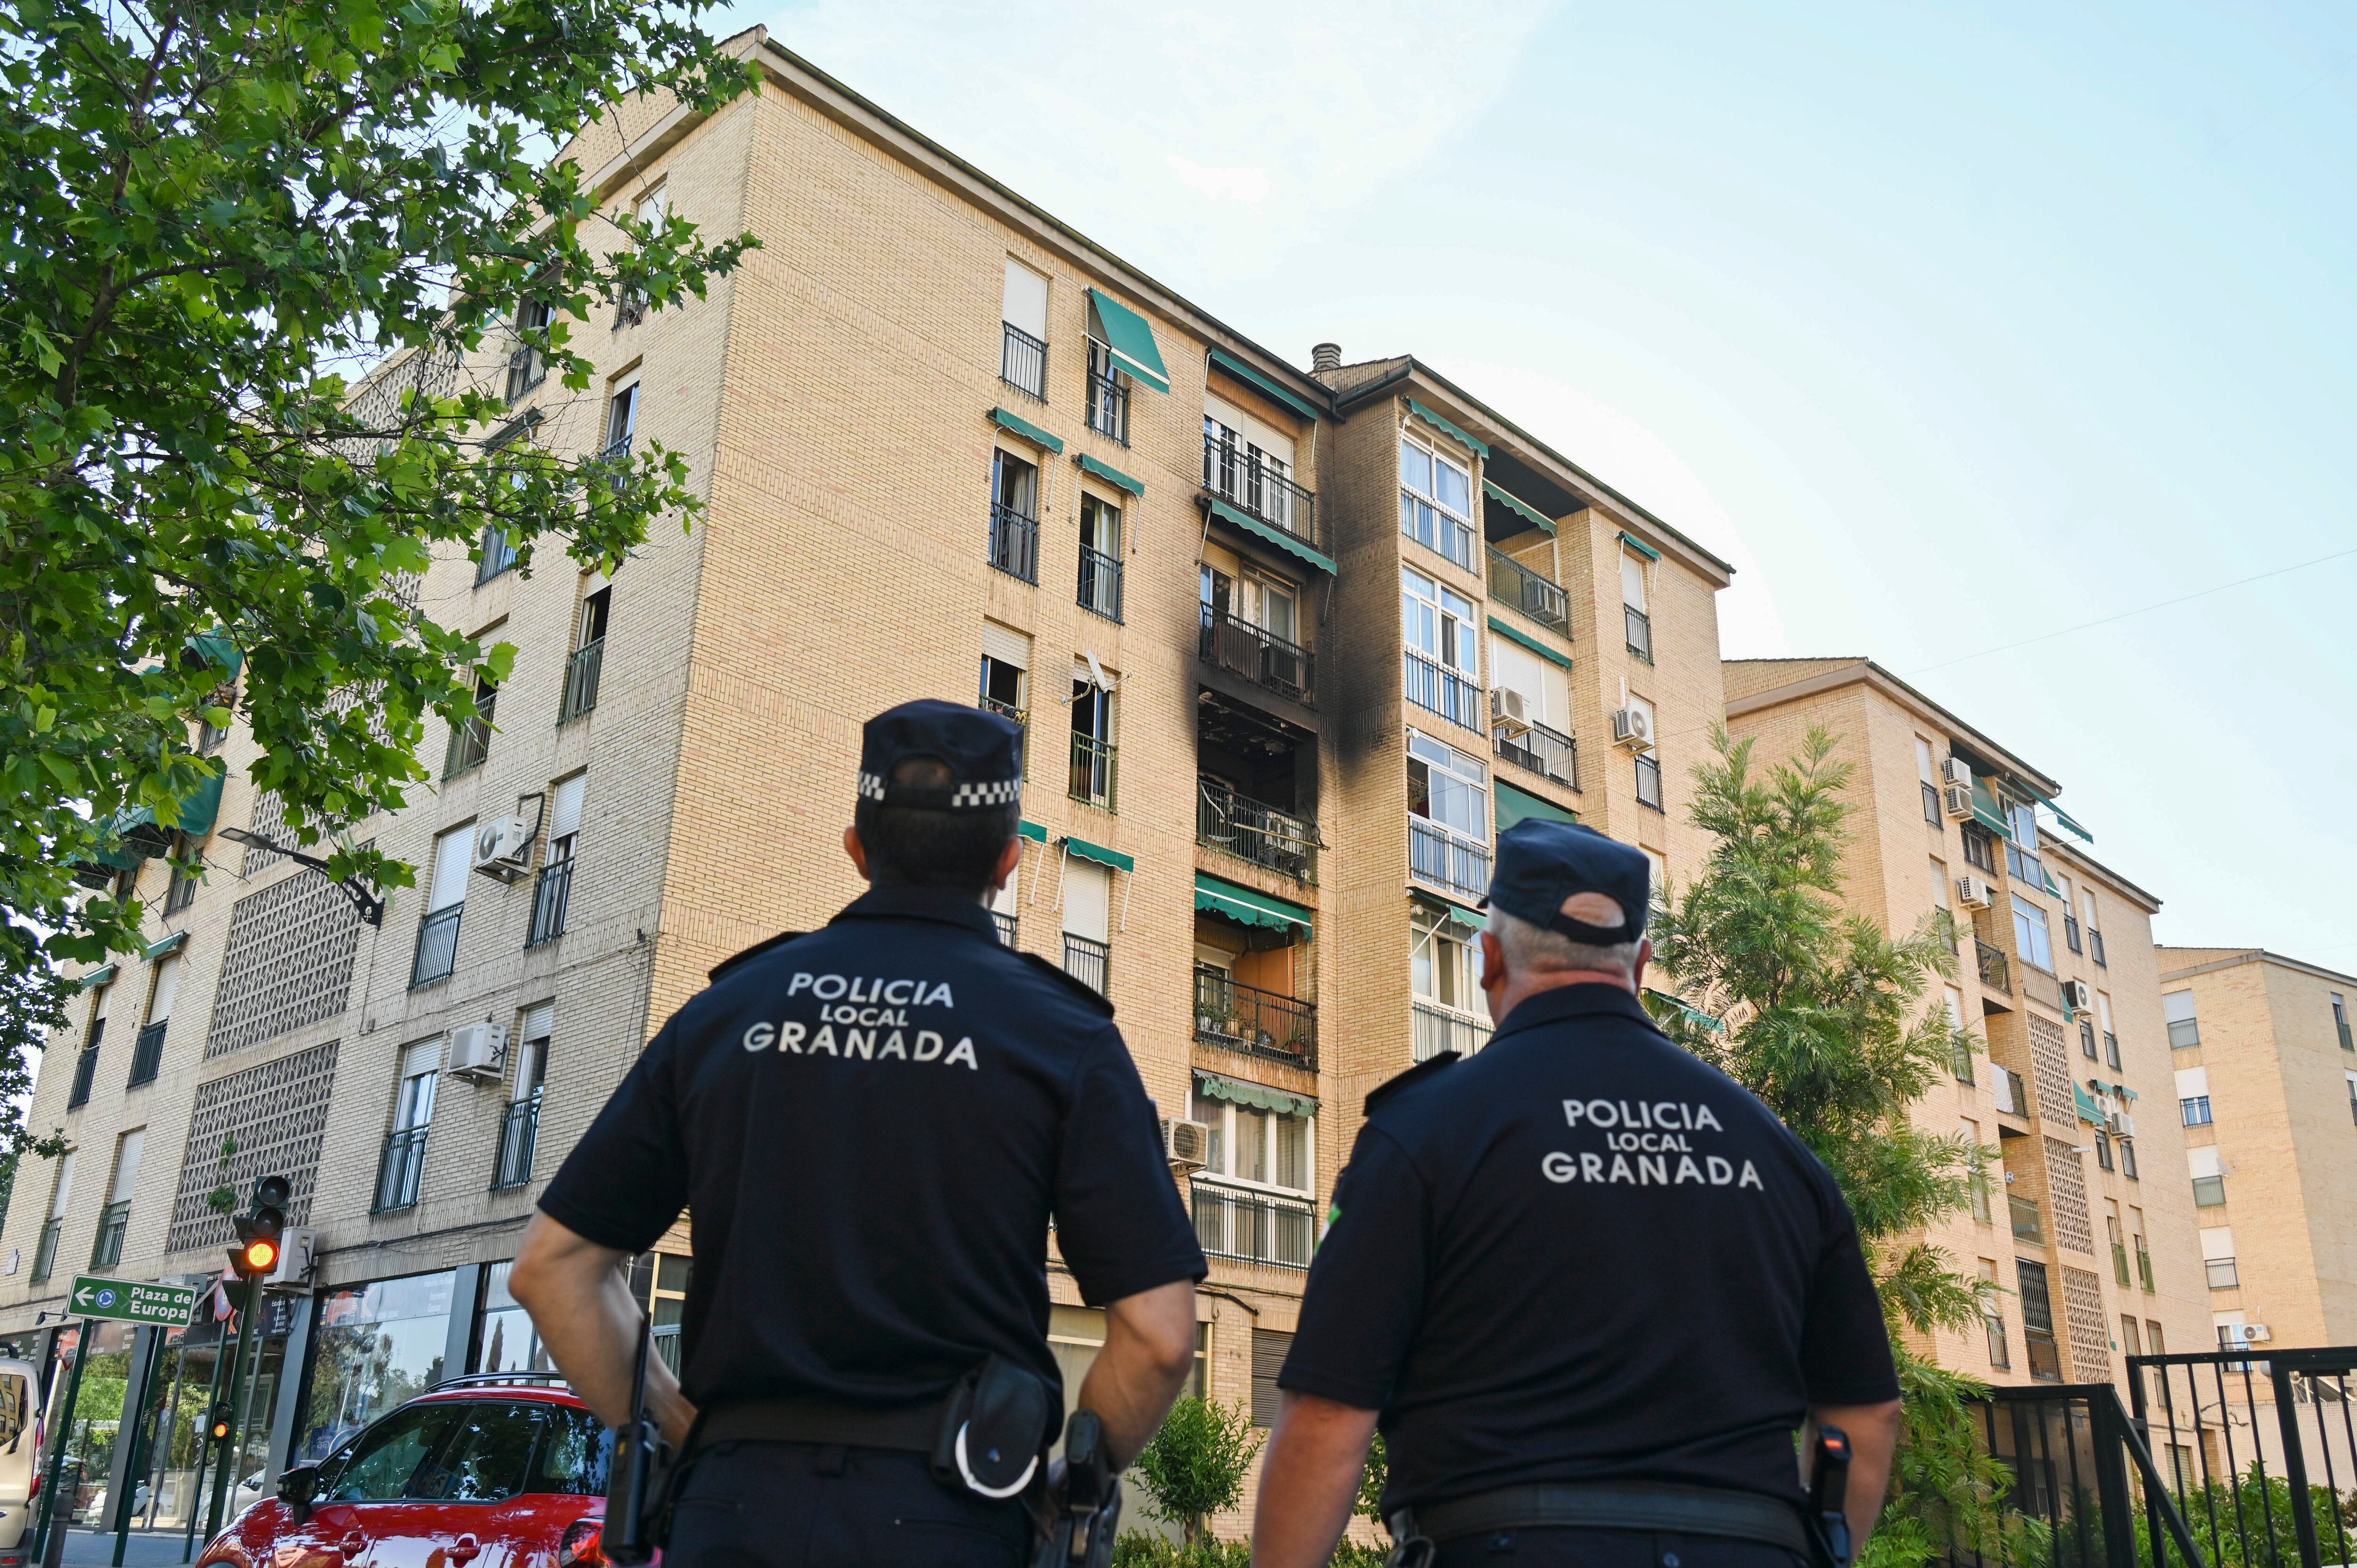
[277,1465,319,1519]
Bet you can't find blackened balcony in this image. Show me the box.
[1976,938,2012,997]
[559,638,603,725]
[1193,969,1316,1069]
[1199,607,1312,705]
[1202,435,1319,551]
[1404,651,1482,732]
[989,503,1039,584]
[527,857,573,947]
[1197,779,1317,882]
[1495,722,1577,790]
[1190,1179,1316,1270]
[1409,818,1490,903]
[375,1125,429,1212]
[1001,322,1046,401]
[1487,547,1570,633]
[491,1096,539,1190]
[1625,605,1653,664]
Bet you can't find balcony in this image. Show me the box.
[1413,1002,1492,1061]
[1191,1179,1317,1270]
[375,1125,429,1212]
[491,1096,539,1190]
[411,903,462,987]
[443,702,492,778]
[1000,322,1046,401]
[67,1040,99,1110]
[1203,436,1319,552]
[128,1019,166,1088]
[1193,968,1316,1070]
[1404,651,1482,731]
[30,1218,60,1283]
[559,637,603,725]
[90,1199,129,1269]
[527,857,573,948]
[1487,548,1569,633]
[1495,722,1576,790]
[989,502,1039,584]
[1199,607,1312,705]
[1975,939,2012,997]
[1063,933,1110,996]
[1634,753,1664,812]
[1197,779,1317,882]
[2019,961,2064,1012]
[1078,544,1123,622]
[1088,372,1128,443]
[1624,605,1653,664]
[1068,733,1116,811]
[1409,818,1491,904]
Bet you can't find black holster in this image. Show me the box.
[1031,1409,1120,1568]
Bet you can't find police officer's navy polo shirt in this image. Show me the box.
[539,884,1208,1412]
[1280,982,1897,1517]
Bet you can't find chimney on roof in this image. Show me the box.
[1310,342,1341,373]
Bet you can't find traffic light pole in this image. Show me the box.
[203,1275,263,1543]
[32,1319,94,1566]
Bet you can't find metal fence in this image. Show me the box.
[1191,1180,1317,1270]
[1196,779,1318,881]
[527,857,573,947]
[1199,606,1313,703]
[491,1097,539,1190]
[374,1125,429,1212]
[411,904,462,987]
[989,502,1039,583]
[1192,968,1316,1069]
[1063,934,1110,996]
[1488,547,1571,632]
[559,637,604,724]
[1001,322,1047,400]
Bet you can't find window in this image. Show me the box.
[1947,986,1973,1082]
[2060,870,2082,953]
[2080,1018,2099,1060]
[2121,1138,2138,1181]
[2181,1097,2212,1125]
[602,382,638,461]
[1189,1089,1314,1195]
[1633,700,1663,812]
[444,672,496,778]
[2011,895,2053,971]
[2081,887,2105,965]
[2016,1258,2060,1381]
[2348,1070,2357,1127]
[1961,820,1999,875]
[2201,1226,2238,1289]
[322,1401,470,1502]
[2146,1320,2166,1357]
[560,587,610,724]
[1001,260,1048,400]
[476,517,519,586]
[1488,635,1571,734]
[2093,1130,2113,1171]
[2164,991,2200,1049]
[90,1128,141,1269]
[1069,668,1116,810]
[1062,861,1111,995]
[2173,1062,2208,1108]
[1621,550,1652,662]
[1964,1120,1989,1221]
[1203,399,1298,529]
[990,853,1021,946]
[1411,904,1484,1015]
[980,623,1031,731]
[2188,1146,2226,1208]
[1087,340,1128,442]
[2120,1314,2143,1357]
[1409,731,1491,903]
[30,1152,73,1282]
[411,826,471,987]
[2004,803,2044,888]
[1049,1307,1206,1446]
[1077,493,1122,622]
[989,448,1040,582]
[165,856,199,915]
[2107,1207,2128,1287]
[2335,993,2352,1052]
[1978,1259,2009,1370]
[376,1039,439,1211]
[70,983,108,1109]
[1917,739,1941,823]
[1402,568,1480,730]
[130,953,177,1087]
[1929,857,1954,944]
[494,1004,551,1190]
[506,298,550,402]
[1399,435,1475,570]
[529,775,583,947]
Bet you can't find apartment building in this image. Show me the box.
[4,27,1733,1537]
[1722,659,2212,1408]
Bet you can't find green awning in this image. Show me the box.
[113,769,228,853]
[1442,903,1487,934]
[185,632,243,680]
[1194,874,1312,938]
[1208,348,1323,423]
[144,931,188,960]
[1195,1068,1317,1118]
[1970,780,2014,842]
[1019,820,1048,844]
[1063,836,1135,874]
[1617,530,1662,563]
[1497,780,1577,833]
[1487,616,1572,670]
[1086,290,1170,394]
[1204,497,1337,575]
[1406,398,1489,458]
[2042,867,2068,900]
[77,966,117,990]
[2030,790,2094,844]
[991,407,1064,455]
[1483,480,1556,535]
[2071,1082,2105,1126]
[1645,989,1726,1034]
[1077,453,1144,497]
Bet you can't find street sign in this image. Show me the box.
[67,1275,200,1326]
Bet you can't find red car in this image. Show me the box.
[197,1374,611,1568]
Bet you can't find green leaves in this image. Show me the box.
[1131,1398,1263,1546]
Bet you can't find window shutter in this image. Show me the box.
[550,775,587,844]
[1251,1328,1295,1428]
[981,621,1031,670]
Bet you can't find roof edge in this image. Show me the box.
[1723,657,2062,798]
[2157,946,2357,990]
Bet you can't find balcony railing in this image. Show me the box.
[1404,651,1482,731]
[375,1125,429,1212]
[1190,1179,1317,1270]
[993,911,1017,947]
[1077,545,1123,622]
[989,503,1039,584]
[1976,938,2012,996]
[491,1096,539,1190]
[1624,605,1653,664]
[476,525,518,587]
[1001,322,1046,400]
[1068,733,1116,811]
[1488,548,1570,632]
[1494,722,1577,789]
[443,703,492,778]
[1196,780,1317,882]
[559,637,604,724]
[1198,607,1312,704]
[2019,961,2063,1012]
[1409,818,1491,903]
[1193,969,1316,1069]
[412,903,462,987]
[30,1218,60,1283]
[2205,1256,2239,1289]
[527,857,573,948]
[90,1199,129,1269]
[1203,436,1319,550]
[2088,928,2107,967]
[128,1019,166,1088]
[1063,934,1110,996]
[2064,912,2083,954]
[1088,373,1128,443]
[67,1041,99,1110]
[1413,1001,1492,1061]
[2137,1243,2154,1291]
[1634,753,1664,812]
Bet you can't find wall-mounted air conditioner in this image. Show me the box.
[471,816,534,883]
[1162,1118,1211,1173]
[449,1021,510,1081]
[1956,874,1994,910]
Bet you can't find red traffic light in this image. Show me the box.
[241,1237,278,1275]
[208,1403,233,1442]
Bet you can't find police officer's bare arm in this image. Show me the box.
[511,1210,698,1446]
[1071,1278,1199,1470]
[1807,1399,1904,1549]
[1251,1390,1378,1568]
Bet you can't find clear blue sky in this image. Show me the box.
[725,0,2357,963]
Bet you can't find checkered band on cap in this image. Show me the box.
[857,772,888,802]
[948,778,1022,809]
[858,698,1026,813]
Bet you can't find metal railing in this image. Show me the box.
[476,525,518,586]
[1077,544,1123,622]
[2066,912,2084,953]
[1063,934,1110,996]
[67,1039,99,1109]
[989,502,1039,583]
[1635,752,1664,811]
[444,697,494,778]
[1409,818,1491,903]
[411,903,462,987]
[1978,938,2013,995]
[128,1019,166,1087]
[2090,928,2108,967]
[1495,722,1577,789]
[1196,779,1317,881]
[30,1218,60,1283]
[1413,1002,1492,1061]
[1001,322,1046,400]
[1088,373,1128,443]
[491,1096,539,1190]
[1199,606,1313,704]
[559,637,604,724]
[527,857,573,947]
[652,1324,682,1376]
[1952,1381,2212,1568]
[2206,1256,2239,1289]
[1190,1180,1317,1270]
[1401,490,1476,571]
[1625,605,1653,663]
[2127,1346,2357,1568]
[2021,961,2065,1011]
[1068,733,1116,810]
[1204,436,1318,548]
[375,1125,429,1211]
[90,1200,128,1269]
[2104,1031,2121,1069]
[1404,651,1482,731]
[993,911,1017,947]
[1488,547,1570,632]
[1192,969,1316,1069]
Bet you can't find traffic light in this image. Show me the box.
[207,1404,233,1443]
[227,1175,289,1280]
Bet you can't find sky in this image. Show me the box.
[723,0,2357,963]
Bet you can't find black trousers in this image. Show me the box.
[1431,1526,1810,1568]
[666,1441,1032,1568]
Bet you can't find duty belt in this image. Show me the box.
[1387,1480,1812,1559]
[693,1394,947,1455]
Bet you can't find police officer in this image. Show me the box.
[1253,820,1904,1568]
[510,700,1207,1568]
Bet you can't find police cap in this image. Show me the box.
[858,698,1023,811]
[1484,819,1650,944]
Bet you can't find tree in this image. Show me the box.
[0,0,760,1060]
[1647,727,2012,1566]
[1131,1396,1262,1547]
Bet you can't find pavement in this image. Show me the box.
[55,1529,211,1567]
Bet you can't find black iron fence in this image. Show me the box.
[1409,818,1490,903]
[1001,322,1047,400]
[989,502,1039,583]
[1488,547,1571,632]
[1192,968,1315,1069]
[1078,544,1123,621]
[67,1039,98,1109]
[1063,934,1110,996]
[1203,435,1318,548]
[412,904,462,987]
[1088,372,1128,443]
[1496,721,1578,789]
[375,1125,429,1211]
[1190,1180,1317,1270]
[492,1096,539,1190]
[1196,779,1318,882]
[1625,604,1653,662]
[1199,606,1313,703]
[128,1019,166,1087]
[559,637,604,724]
[1405,651,1482,731]
[527,857,573,947]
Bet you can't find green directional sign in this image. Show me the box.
[67,1274,200,1326]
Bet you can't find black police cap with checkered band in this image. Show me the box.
[858,698,1025,812]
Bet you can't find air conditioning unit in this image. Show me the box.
[1610,706,1653,749]
[2244,1323,2271,1343]
[1943,757,1974,788]
[1490,687,1532,736]
[2109,1110,2136,1138]
[1943,782,1975,821]
[266,1227,317,1292]
[471,816,534,883]
[2061,979,2093,1012]
[1956,874,1994,910]
[1162,1117,1211,1173]
[448,1021,509,1080]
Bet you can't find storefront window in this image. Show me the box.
[476,1263,552,1376]
[299,1271,454,1463]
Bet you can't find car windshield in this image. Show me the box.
[320,1404,467,1502]
[316,1400,569,1503]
